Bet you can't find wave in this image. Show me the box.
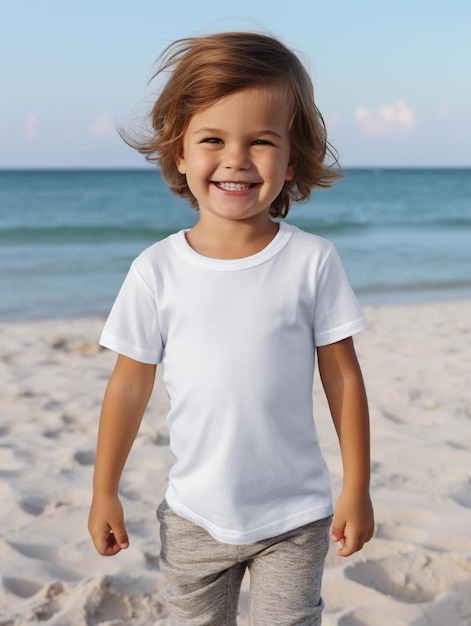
[0,220,374,245]
[357,278,471,296]
[436,217,471,228]
[0,225,178,245]
[293,221,370,235]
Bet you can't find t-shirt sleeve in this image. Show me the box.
[313,243,368,346]
[99,260,163,364]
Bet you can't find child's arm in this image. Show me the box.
[88,354,156,556]
[317,337,374,557]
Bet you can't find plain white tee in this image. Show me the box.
[100,221,368,544]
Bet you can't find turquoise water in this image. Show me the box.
[0,168,470,321]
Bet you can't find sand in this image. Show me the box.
[0,300,470,625]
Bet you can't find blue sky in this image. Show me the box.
[1,0,470,168]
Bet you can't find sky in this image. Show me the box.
[1,0,470,168]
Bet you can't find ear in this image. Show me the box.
[175,145,186,174]
[285,151,296,181]
[176,154,186,175]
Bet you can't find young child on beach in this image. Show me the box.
[88,32,374,625]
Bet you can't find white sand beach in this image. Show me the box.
[1,300,470,625]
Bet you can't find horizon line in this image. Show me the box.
[1,165,471,172]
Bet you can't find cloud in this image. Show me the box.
[354,99,416,136]
[23,113,39,141]
[89,111,115,138]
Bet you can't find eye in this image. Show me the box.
[252,139,275,146]
[200,137,222,144]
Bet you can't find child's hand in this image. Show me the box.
[88,494,129,556]
[331,488,374,557]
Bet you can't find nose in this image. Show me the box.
[223,143,251,170]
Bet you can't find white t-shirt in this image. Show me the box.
[100,221,367,544]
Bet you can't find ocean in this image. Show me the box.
[0,168,470,322]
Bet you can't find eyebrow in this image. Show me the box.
[193,128,284,140]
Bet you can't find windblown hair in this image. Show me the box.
[124,32,341,218]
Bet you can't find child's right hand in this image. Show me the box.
[88,494,129,556]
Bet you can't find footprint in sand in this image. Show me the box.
[74,450,95,466]
[375,521,428,544]
[17,494,48,516]
[42,428,61,439]
[7,542,84,582]
[9,542,61,561]
[79,576,165,625]
[8,541,81,564]
[3,576,43,599]
[338,609,412,626]
[345,551,471,604]
[450,485,471,508]
[43,400,62,411]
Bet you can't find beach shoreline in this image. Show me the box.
[1,300,470,625]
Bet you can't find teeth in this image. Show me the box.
[217,182,253,191]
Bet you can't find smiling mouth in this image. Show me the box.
[214,182,256,191]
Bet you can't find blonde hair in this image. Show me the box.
[125,32,341,218]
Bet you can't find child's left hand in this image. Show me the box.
[331,488,374,557]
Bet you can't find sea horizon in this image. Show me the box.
[1,168,470,322]
[2,165,471,172]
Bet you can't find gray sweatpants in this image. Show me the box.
[157,500,331,625]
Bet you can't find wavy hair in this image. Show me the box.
[123,32,341,217]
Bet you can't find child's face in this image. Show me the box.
[176,87,294,225]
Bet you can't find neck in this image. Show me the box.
[186,216,279,260]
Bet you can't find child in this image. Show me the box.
[88,32,374,625]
